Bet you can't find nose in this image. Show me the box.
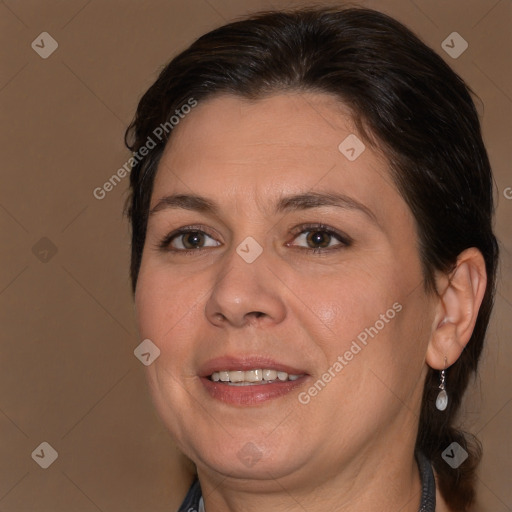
[204,246,287,328]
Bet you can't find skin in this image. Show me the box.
[134,93,487,512]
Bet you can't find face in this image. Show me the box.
[135,93,437,488]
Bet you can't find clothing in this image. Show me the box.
[176,451,436,512]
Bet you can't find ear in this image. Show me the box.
[426,248,487,370]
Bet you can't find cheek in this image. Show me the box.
[134,266,205,439]
[134,264,202,365]
[300,262,405,349]
[309,297,430,429]
[343,293,432,412]
[300,256,430,391]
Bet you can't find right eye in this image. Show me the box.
[158,226,221,253]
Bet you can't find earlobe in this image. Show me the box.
[426,248,487,370]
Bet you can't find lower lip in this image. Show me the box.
[200,376,309,406]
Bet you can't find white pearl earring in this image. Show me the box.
[435,357,448,411]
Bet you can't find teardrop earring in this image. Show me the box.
[435,357,448,411]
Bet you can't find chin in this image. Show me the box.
[193,436,309,482]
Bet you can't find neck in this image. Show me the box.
[197,438,425,512]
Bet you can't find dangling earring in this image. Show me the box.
[435,357,448,411]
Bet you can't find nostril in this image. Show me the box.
[246,311,266,323]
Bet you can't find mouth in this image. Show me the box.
[199,356,310,405]
[208,368,305,385]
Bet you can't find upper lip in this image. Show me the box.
[198,356,309,377]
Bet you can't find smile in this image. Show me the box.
[209,369,304,384]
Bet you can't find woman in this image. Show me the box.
[124,6,498,512]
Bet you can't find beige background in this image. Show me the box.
[0,0,510,510]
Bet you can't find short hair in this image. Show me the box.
[124,7,499,509]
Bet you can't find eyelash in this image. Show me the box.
[156,223,352,256]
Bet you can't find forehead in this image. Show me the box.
[151,92,405,222]
[159,92,360,167]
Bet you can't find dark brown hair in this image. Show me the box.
[124,6,499,510]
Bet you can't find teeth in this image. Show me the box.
[244,369,262,382]
[209,369,304,384]
[229,371,245,383]
[262,369,277,381]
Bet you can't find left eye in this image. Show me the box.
[288,226,350,251]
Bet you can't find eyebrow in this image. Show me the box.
[148,191,377,223]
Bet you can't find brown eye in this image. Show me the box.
[305,230,333,249]
[179,231,205,249]
[159,227,221,252]
[289,224,351,252]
